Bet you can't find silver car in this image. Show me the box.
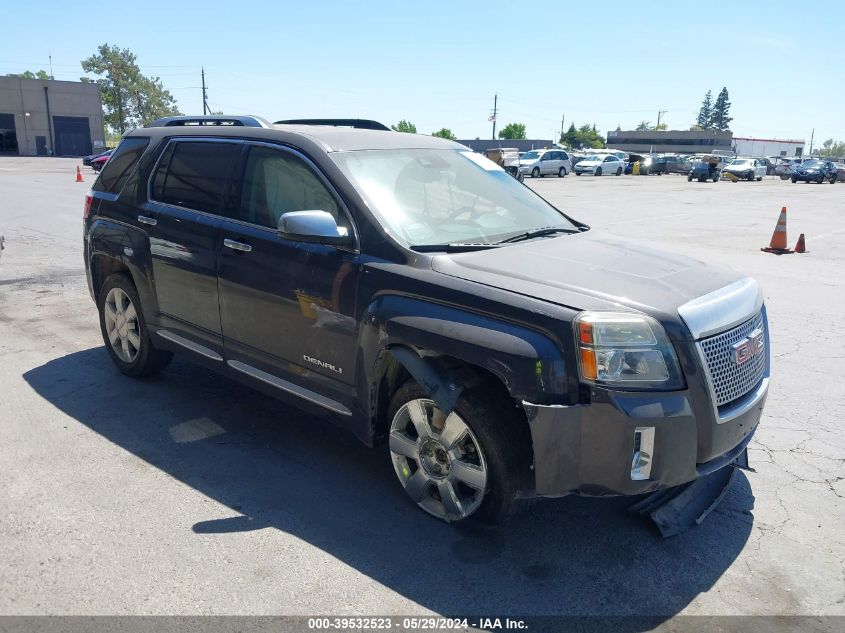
[519,149,572,178]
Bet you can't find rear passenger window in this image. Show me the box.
[151,141,239,214]
[93,137,149,194]
[235,145,340,229]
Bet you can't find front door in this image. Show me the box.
[217,143,360,403]
[140,138,241,353]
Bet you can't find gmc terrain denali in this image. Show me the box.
[83,116,769,525]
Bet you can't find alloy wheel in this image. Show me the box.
[104,287,141,363]
[389,398,488,522]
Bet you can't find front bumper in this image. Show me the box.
[792,173,823,181]
[523,379,766,498]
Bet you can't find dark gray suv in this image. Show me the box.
[83,116,768,525]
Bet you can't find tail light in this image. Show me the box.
[83,194,93,219]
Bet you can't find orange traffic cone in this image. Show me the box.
[794,233,807,253]
[761,206,793,254]
[75,166,84,183]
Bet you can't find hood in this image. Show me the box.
[431,231,743,337]
[725,163,752,171]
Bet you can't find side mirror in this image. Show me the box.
[278,210,350,245]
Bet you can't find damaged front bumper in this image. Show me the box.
[522,382,766,498]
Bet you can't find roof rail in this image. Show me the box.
[147,115,272,128]
[273,118,391,131]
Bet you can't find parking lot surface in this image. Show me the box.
[1,157,843,617]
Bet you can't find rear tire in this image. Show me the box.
[387,381,533,524]
[98,273,173,378]
[756,176,763,181]
[830,176,837,184]
[558,166,566,177]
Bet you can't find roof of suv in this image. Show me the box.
[129,121,463,153]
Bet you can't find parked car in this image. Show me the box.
[688,158,721,182]
[91,152,111,172]
[755,157,775,176]
[84,115,768,525]
[723,158,767,181]
[624,153,652,175]
[518,149,571,178]
[574,154,625,176]
[484,147,523,181]
[84,149,112,167]
[833,163,845,182]
[652,155,690,175]
[774,158,803,180]
[791,159,838,184]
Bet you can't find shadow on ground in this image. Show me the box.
[23,348,755,619]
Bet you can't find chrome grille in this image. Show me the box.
[699,312,766,407]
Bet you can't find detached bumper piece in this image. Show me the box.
[629,449,750,537]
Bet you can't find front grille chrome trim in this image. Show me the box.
[678,278,763,340]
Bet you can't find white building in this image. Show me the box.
[732,136,805,158]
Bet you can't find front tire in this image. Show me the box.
[387,381,532,524]
[98,274,173,378]
[531,167,540,178]
[595,167,602,176]
[792,176,797,183]
[616,166,623,176]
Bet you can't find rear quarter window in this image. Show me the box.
[93,137,150,194]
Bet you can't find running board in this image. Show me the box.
[628,449,749,538]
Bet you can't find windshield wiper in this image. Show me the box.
[495,226,581,244]
[410,243,502,253]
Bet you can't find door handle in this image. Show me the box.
[223,238,252,253]
[137,215,157,226]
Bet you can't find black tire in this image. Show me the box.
[780,174,790,180]
[595,167,602,176]
[756,176,763,181]
[818,175,825,184]
[792,177,797,183]
[616,167,623,176]
[575,171,581,176]
[830,176,837,184]
[531,167,540,178]
[98,273,173,378]
[558,166,566,177]
[387,380,533,524]
[687,174,693,182]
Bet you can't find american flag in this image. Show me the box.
[488,114,496,122]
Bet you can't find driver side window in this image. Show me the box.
[236,145,340,229]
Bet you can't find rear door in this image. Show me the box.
[216,142,360,412]
[139,138,241,355]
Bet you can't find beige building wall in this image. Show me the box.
[0,77,105,156]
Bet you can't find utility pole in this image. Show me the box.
[201,67,208,115]
[48,55,54,80]
[560,114,565,144]
[808,128,814,156]
[491,93,497,140]
[657,109,668,129]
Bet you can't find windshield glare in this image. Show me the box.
[731,159,752,165]
[521,151,541,160]
[802,160,821,168]
[330,149,576,247]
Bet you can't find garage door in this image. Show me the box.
[0,113,18,154]
[53,116,92,157]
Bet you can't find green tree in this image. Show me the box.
[654,122,668,131]
[19,70,51,80]
[636,121,651,131]
[820,138,845,158]
[431,128,457,140]
[391,120,417,133]
[560,122,605,149]
[498,122,526,140]
[561,122,578,146]
[710,87,732,131]
[81,44,180,133]
[696,90,713,129]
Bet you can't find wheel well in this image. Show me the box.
[373,352,519,445]
[91,255,132,299]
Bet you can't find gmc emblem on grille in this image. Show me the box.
[732,328,765,365]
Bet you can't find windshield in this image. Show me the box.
[801,160,821,168]
[521,151,541,160]
[330,149,577,247]
[731,159,752,166]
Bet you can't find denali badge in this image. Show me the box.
[303,355,343,374]
[732,328,764,366]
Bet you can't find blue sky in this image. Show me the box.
[3,0,843,144]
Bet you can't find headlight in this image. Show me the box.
[574,312,685,390]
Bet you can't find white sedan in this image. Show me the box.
[574,154,626,176]
[723,158,767,181]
